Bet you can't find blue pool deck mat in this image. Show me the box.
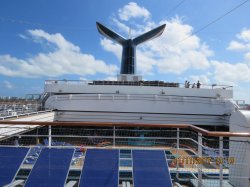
[79,149,119,187]
[0,147,29,186]
[132,150,173,187]
[24,148,74,187]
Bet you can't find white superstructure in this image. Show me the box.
[44,79,237,127]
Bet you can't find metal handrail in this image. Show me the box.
[0,121,249,137]
[0,110,52,120]
[44,80,233,90]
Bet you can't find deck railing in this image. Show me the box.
[45,80,233,90]
[0,98,43,118]
[0,121,249,187]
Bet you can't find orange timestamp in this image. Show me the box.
[173,156,235,165]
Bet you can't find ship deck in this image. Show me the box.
[0,120,249,187]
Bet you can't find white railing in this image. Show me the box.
[0,110,52,120]
[45,80,233,90]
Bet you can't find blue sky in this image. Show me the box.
[0,0,250,102]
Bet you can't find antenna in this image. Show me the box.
[129,27,131,39]
[96,22,166,74]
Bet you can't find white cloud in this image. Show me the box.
[220,28,250,86]
[209,28,250,104]
[189,75,210,84]
[211,60,250,85]
[3,81,14,89]
[28,29,80,52]
[227,28,250,52]
[118,2,150,21]
[244,52,250,63]
[237,28,250,42]
[112,18,131,37]
[104,76,117,81]
[100,38,122,60]
[227,41,249,51]
[0,29,118,78]
[18,34,27,39]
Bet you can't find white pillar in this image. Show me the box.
[219,136,223,187]
[48,125,52,148]
[198,132,202,187]
[113,126,116,147]
[176,128,180,178]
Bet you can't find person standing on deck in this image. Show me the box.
[197,81,201,88]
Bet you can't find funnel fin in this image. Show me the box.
[133,24,166,46]
[96,22,126,45]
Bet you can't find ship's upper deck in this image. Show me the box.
[44,80,233,99]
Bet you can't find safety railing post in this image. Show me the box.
[219,136,223,187]
[113,126,116,147]
[198,132,202,187]
[177,128,180,149]
[48,125,51,148]
[177,128,180,178]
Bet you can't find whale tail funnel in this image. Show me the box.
[96,22,166,75]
